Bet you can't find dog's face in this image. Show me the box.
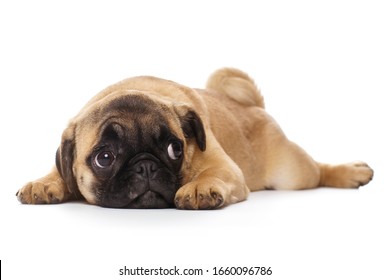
[55,91,206,208]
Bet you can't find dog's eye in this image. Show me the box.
[94,151,116,168]
[167,141,182,160]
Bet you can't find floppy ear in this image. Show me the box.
[55,123,80,196]
[179,109,206,151]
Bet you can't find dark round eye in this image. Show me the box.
[167,141,183,160]
[94,151,116,168]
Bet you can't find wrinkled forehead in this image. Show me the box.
[101,96,171,142]
[101,93,168,116]
[73,92,182,157]
[78,91,170,128]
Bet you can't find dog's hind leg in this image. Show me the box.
[317,161,374,188]
[262,140,374,191]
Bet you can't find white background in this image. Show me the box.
[0,1,389,279]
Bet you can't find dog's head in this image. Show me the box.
[56,78,206,208]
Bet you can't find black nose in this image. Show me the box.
[133,160,158,179]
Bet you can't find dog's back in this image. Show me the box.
[203,68,373,191]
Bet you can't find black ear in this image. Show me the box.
[55,126,79,196]
[180,110,206,151]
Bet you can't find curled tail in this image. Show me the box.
[206,68,264,108]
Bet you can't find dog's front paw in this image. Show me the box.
[17,174,67,204]
[174,178,227,210]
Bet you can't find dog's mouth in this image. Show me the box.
[98,186,176,209]
[99,190,174,209]
[126,190,173,209]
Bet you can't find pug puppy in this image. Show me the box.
[16,68,374,209]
